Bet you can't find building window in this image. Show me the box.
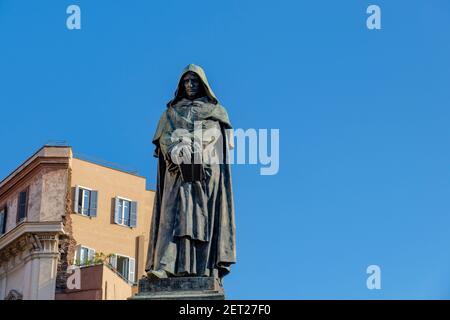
[0,206,7,236]
[114,197,137,228]
[17,188,28,223]
[110,254,135,283]
[74,186,98,217]
[75,245,95,266]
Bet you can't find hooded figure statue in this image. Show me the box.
[145,64,236,281]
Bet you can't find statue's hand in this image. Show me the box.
[170,142,193,165]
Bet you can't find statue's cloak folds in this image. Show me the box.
[145,64,236,279]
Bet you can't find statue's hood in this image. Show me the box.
[168,64,218,107]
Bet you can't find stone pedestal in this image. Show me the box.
[129,276,225,300]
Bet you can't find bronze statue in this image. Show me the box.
[145,64,236,283]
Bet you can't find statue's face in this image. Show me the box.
[182,72,201,99]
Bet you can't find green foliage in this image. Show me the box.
[74,252,113,267]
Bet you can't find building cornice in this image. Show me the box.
[0,146,72,202]
[0,221,65,251]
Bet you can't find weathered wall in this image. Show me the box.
[1,166,68,233]
[27,170,44,222]
[40,168,68,222]
[0,146,72,300]
[55,167,77,291]
[2,169,44,232]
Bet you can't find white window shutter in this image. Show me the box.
[88,248,96,263]
[74,245,81,264]
[110,254,117,269]
[80,247,86,265]
[74,186,80,213]
[128,258,135,283]
[130,201,137,228]
[114,197,121,224]
[89,191,98,217]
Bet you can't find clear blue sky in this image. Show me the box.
[1,0,450,299]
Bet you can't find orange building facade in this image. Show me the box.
[0,146,154,300]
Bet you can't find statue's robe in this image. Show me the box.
[145,64,236,279]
